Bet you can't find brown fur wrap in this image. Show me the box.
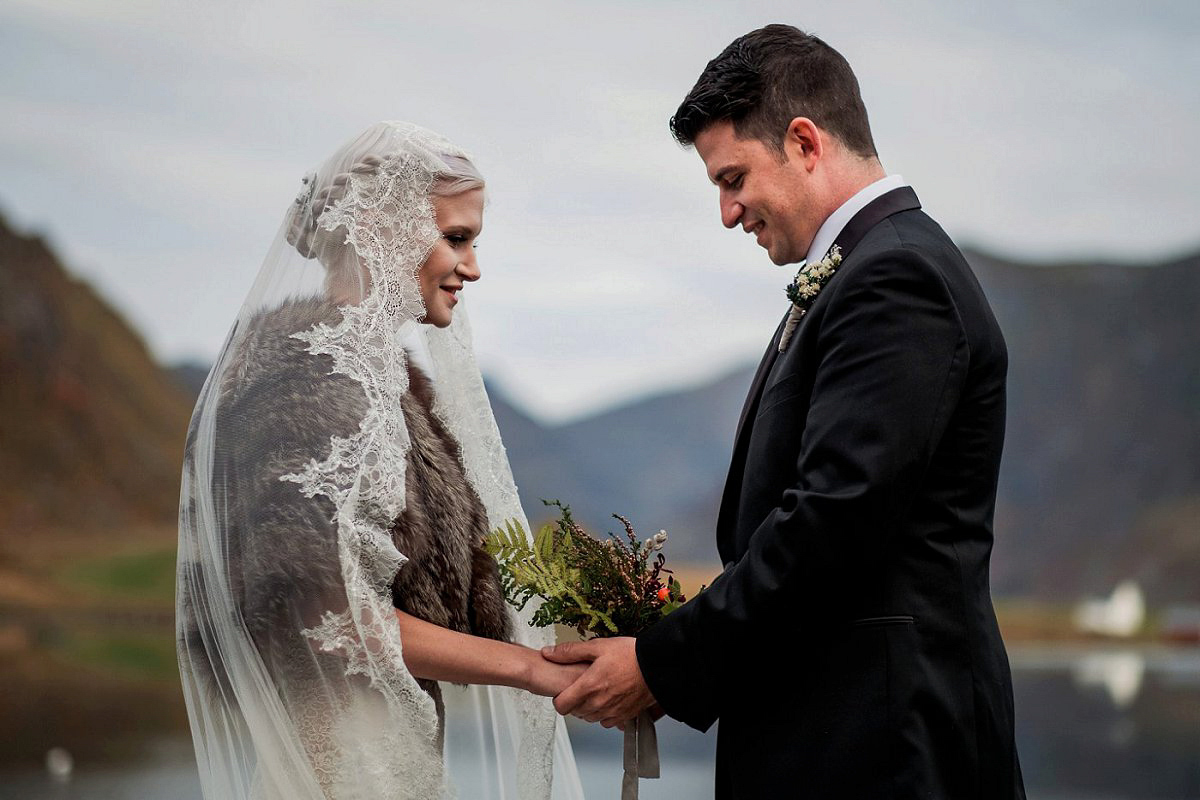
[186,296,512,726]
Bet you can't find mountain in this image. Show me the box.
[4,204,1196,604]
[488,368,752,562]
[170,361,212,399]
[490,248,1200,602]
[967,249,1200,601]
[0,217,193,535]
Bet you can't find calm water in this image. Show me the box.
[2,646,1198,799]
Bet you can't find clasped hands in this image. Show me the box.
[540,636,661,729]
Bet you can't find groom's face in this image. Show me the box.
[694,120,817,266]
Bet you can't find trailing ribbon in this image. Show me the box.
[621,710,660,800]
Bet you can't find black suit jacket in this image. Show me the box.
[637,188,1025,799]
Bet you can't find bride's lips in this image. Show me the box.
[441,286,460,305]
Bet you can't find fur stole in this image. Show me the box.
[187,296,512,724]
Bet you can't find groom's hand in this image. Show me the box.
[542,637,656,729]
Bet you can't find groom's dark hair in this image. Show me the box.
[670,24,877,160]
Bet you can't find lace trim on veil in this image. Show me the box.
[279,126,455,797]
[272,124,562,799]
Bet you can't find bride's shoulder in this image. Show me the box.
[219,296,360,410]
[251,293,342,334]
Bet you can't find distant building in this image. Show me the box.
[1074,580,1145,638]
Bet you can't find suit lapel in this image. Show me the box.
[731,314,787,449]
[715,314,785,560]
[715,187,923,560]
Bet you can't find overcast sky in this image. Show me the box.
[2,0,1197,422]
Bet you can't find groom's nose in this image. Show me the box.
[720,194,743,229]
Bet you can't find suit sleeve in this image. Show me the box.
[636,248,970,731]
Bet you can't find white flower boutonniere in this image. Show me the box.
[778,245,843,353]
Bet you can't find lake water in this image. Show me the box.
[2,645,1197,799]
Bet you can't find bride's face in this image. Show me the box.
[419,188,484,327]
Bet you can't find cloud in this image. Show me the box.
[2,0,1197,420]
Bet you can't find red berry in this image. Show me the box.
[657,586,670,603]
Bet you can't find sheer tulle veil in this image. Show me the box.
[176,122,584,799]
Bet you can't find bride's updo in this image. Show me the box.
[285,137,484,302]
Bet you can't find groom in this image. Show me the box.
[545,24,1026,799]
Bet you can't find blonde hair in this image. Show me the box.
[431,153,484,197]
[284,148,484,304]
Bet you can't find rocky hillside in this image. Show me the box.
[968,249,1200,601]
[2,207,1196,604]
[493,249,1200,603]
[488,366,751,561]
[0,217,193,536]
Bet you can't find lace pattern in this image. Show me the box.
[281,124,461,797]
[179,122,576,800]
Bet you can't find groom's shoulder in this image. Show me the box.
[821,209,992,324]
[839,210,1004,350]
[857,208,960,259]
[846,209,974,285]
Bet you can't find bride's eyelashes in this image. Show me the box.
[442,233,478,249]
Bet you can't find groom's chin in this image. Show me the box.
[767,248,799,267]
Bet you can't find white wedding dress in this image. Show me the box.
[176,122,585,799]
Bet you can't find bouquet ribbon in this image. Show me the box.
[621,710,660,800]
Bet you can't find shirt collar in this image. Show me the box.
[805,174,909,265]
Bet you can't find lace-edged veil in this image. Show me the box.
[176,121,583,799]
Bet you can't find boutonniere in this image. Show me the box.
[778,245,842,353]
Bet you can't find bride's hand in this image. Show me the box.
[523,650,589,698]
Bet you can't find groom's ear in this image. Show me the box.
[783,117,822,168]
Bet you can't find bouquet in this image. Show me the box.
[485,501,697,800]
[484,500,691,639]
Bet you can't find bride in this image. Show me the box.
[176,122,586,799]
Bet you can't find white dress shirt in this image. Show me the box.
[805,174,909,265]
